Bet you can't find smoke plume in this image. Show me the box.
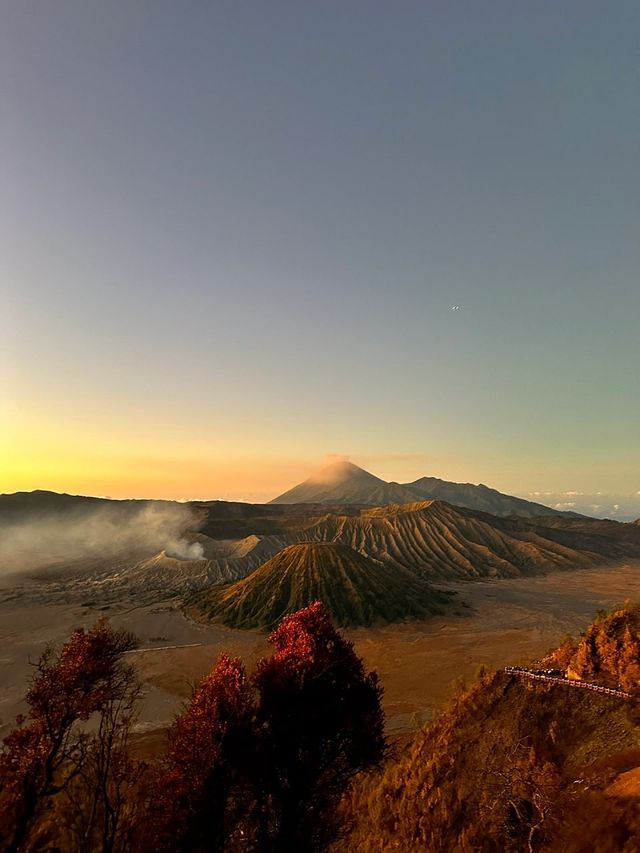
[0,501,204,576]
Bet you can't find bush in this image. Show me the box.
[1,604,385,853]
[145,601,386,853]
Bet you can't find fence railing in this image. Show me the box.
[503,667,633,700]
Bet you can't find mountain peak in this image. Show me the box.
[307,460,384,486]
[269,461,414,505]
[270,460,578,518]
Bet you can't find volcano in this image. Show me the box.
[188,541,452,629]
[270,460,579,518]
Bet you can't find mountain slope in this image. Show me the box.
[341,669,640,852]
[270,461,576,518]
[115,500,640,601]
[188,541,452,629]
[291,501,614,581]
[341,607,640,852]
[406,476,571,518]
[93,534,290,600]
[269,461,421,506]
[5,491,640,605]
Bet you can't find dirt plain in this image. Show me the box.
[1,562,639,743]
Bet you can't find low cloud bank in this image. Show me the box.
[528,491,640,521]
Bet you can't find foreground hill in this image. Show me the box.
[340,609,640,852]
[270,460,578,518]
[187,542,452,628]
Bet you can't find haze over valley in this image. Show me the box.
[3,461,640,602]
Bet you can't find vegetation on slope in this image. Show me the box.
[340,674,640,851]
[187,542,452,629]
[544,604,640,691]
[339,607,640,852]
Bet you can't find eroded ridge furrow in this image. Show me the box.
[72,499,636,609]
[188,541,452,629]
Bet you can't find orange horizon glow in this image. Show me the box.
[3,397,638,505]
[4,425,638,506]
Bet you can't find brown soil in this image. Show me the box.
[2,563,639,745]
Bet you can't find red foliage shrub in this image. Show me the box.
[254,601,386,850]
[147,602,385,853]
[0,619,136,853]
[1,605,384,853]
[148,654,256,853]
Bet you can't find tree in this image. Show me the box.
[1,604,385,852]
[146,654,256,853]
[479,739,562,852]
[253,601,386,852]
[61,664,143,853]
[0,619,137,853]
[147,602,386,853]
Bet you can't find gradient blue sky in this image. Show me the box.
[2,1,639,507]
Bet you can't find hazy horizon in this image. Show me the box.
[3,2,638,505]
[2,454,639,521]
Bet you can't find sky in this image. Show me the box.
[1,1,639,510]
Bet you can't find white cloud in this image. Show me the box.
[554,501,576,509]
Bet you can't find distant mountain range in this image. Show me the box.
[82,500,640,597]
[187,499,640,628]
[270,460,579,518]
[3,487,640,623]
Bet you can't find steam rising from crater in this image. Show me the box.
[165,540,205,560]
[0,502,204,575]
